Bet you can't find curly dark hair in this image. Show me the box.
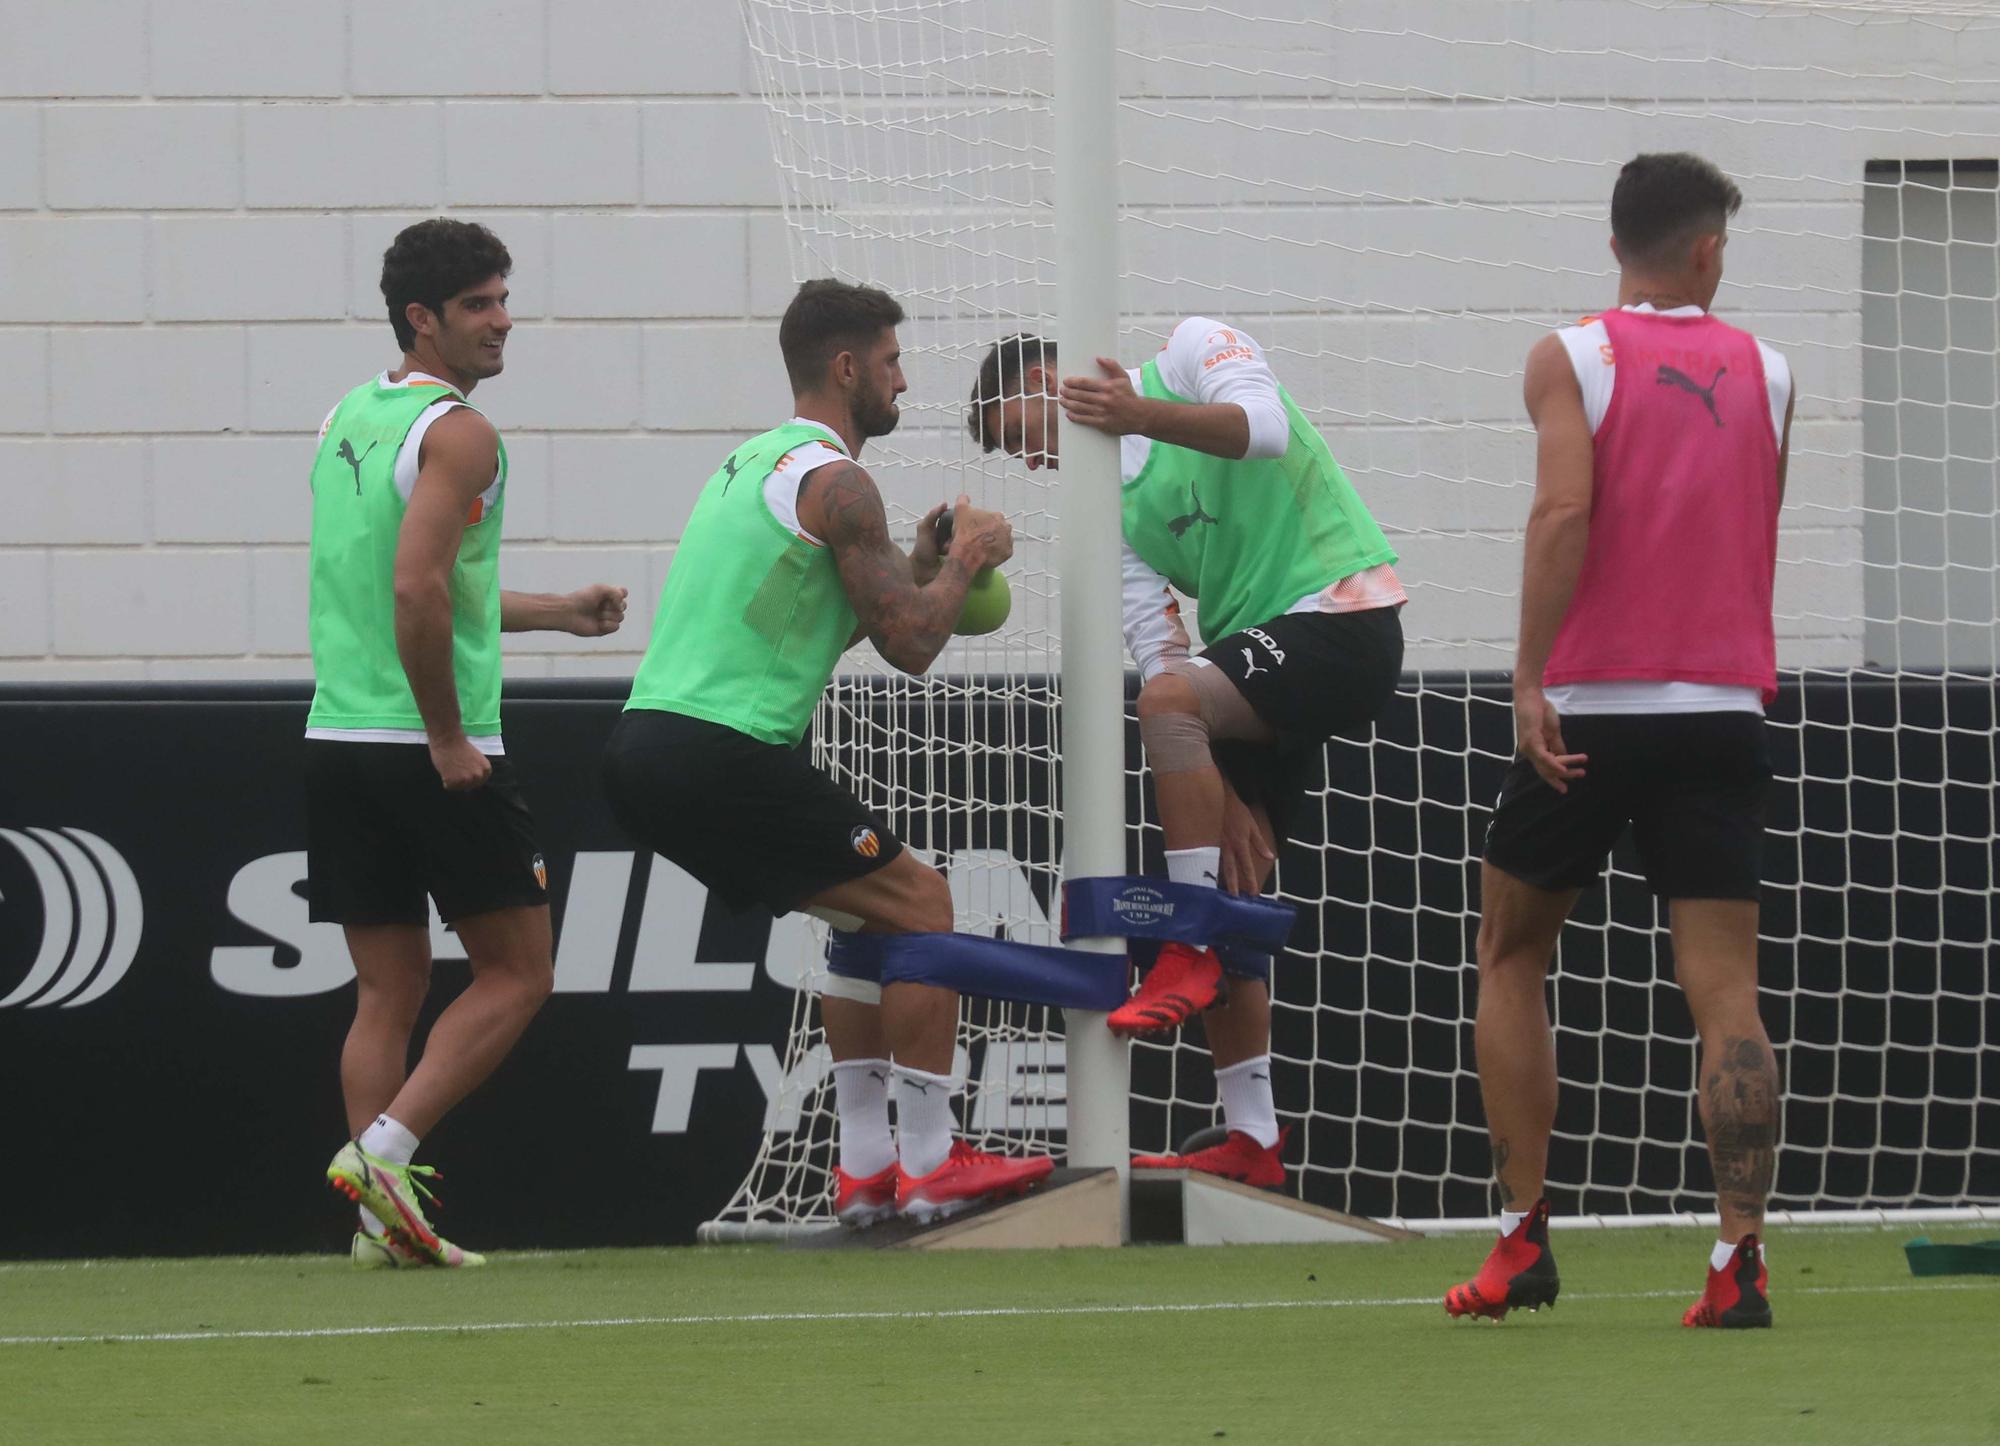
[1611,153,1743,268]
[779,279,905,394]
[380,219,513,352]
[965,334,1055,450]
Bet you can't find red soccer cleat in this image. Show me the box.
[1683,1235,1772,1329]
[896,1142,1056,1224]
[1132,1126,1289,1189]
[832,1162,899,1228]
[1445,1198,1560,1321]
[1107,942,1225,1037]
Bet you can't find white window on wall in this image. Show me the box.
[1861,159,2000,672]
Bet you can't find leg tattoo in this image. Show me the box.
[1491,1137,1517,1208]
[1702,1036,1778,1224]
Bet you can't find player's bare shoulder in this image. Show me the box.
[417,402,499,480]
[1522,331,1584,422]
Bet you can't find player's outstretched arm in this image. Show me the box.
[1512,332,1594,791]
[1060,357,1257,459]
[393,407,499,789]
[1058,318,1288,461]
[803,460,1012,674]
[500,584,629,636]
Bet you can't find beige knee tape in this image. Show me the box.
[1162,657,1273,743]
[1138,704,1212,774]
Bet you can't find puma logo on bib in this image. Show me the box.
[1656,363,1728,427]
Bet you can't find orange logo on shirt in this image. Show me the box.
[850,827,882,858]
[1203,346,1253,369]
[1205,327,1238,347]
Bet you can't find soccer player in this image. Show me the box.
[312,219,628,1267]
[968,318,1405,1187]
[602,279,1053,1225]
[1444,153,1793,1328]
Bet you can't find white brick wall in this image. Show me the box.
[0,440,147,544]
[0,219,146,322]
[242,104,445,210]
[0,108,40,210]
[1,1,1996,682]
[0,1,146,99]
[153,2,348,99]
[46,106,242,210]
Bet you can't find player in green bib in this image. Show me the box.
[311,220,629,1268]
[971,318,1406,1188]
[604,280,1053,1224]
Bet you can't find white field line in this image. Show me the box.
[0,1251,565,1275]
[5,1218,1989,1273]
[1,1279,1992,1349]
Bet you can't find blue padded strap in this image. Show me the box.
[826,930,888,983]
[1061,876,1296,950]
[878,932,1129,1012]
[1215,941,1274,984]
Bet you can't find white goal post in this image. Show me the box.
[701,0,2000,1242]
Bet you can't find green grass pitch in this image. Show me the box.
[2,1226,1995,1445]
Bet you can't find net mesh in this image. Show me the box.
[707,0,2000,1235]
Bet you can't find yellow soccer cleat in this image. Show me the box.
[328,1141,487,1268]
[350,1228,426,1269]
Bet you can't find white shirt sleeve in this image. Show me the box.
[1153,316,1290,460]
[1555,318,1615,435]
[393,398,470,504]
[763,438,849,544]
[1758,341,1793,445]
[314,405,338,489]
[1122,538,1191,682]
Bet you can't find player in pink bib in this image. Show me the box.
[1446,154,1795,1330]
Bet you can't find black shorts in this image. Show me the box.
[305,741,548,927]
[1482,711,1770,899]
[1200,606,1404,841]
[601,708,904,916]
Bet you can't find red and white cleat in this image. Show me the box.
[832,1162,900,1228]
[1445,1197,1560,1321]
[1683,1235,1772,1329]
[896,1142,1055,1224]
[1132,1126,1289,1189]
[1107,942,1225,1037]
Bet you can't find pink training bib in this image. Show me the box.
[1544,307,1781,703]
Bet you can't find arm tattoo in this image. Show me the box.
[808,461,966,673]
[1701,1035,1779,1223]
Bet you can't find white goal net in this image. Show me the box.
[704,0,2000,1237]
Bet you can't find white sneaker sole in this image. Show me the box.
[898,1195,973,1226]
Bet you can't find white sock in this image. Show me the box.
[1215,1054,1279,1148]
[1711,1237,1760,1271]
[358,1114,418,1167]
[1165,847,1221,890]
[831,1058,896,1178]
[1499,1209,1529,1236]
[892,1064,957,1178]
[358,1206,387,1237]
